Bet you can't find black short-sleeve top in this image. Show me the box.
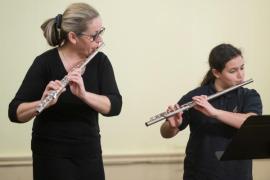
[177,83,262,180]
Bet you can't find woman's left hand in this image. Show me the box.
[192,95,219,118]
[67,68,86,100]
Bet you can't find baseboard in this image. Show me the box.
[0,156,31,167]
[0,153,184,167]
[104,153,184,165]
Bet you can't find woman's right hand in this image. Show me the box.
[166,104,183,128]
[41,80,65,108]
[160,104,183,138]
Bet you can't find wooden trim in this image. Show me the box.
[0,156,31,167]
[104,153,184,165]
[0,153,184,167]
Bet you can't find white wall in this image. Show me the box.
[1,0,270,159]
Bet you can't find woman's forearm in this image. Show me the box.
[82,92,111,114]
[16,101,40,123]
[214,110,256,129]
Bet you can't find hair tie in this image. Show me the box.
[54,14,62,46]
[55,14,62,29]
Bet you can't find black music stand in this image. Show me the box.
[216,115,270,161]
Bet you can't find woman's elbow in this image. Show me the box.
[104,97,122,117]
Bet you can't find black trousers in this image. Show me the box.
[33,153,105,180]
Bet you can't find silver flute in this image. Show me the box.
[36,43,105,114]
[145,78,254,126]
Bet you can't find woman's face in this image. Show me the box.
[214,55,245,89]
[76,17,104,57]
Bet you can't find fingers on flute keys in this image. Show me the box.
[167,104,181,117]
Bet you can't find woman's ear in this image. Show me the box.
[67,32,78,44]
[212,69,221,78]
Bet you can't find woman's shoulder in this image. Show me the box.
[239,87,261,98]
[34,48,58,63]
[91,52,113,69]
[93,52,109,63]
[179,85,210,104]
[186,85,211,97]
[26,48,58,71]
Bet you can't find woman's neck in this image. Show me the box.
[59,44,84,62]
[214,79,226,92]
[58,44,84,72]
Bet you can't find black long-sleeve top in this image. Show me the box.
[8,48,122,157]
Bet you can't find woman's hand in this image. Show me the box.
[160,104,183,138]
[166,104,183,128]
[67,68,86,99]
[192,95,219,118]
[41,80,65,108]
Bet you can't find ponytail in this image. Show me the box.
[200,70,215,86]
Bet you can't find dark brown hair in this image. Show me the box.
[201,43,242,86]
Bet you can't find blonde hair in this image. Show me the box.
[41,3,99,46]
